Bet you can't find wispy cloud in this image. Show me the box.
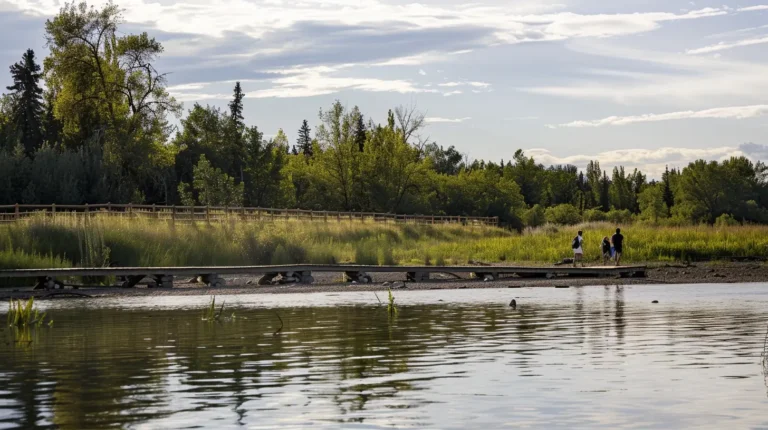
[443,90,463,97]
[169,65,439,100]
[426,117,472,123]
[687,35,768,54]
[551,105,768,128]
[737,5,768,12]
[523,41,768,105]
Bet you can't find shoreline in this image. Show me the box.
[1,262,766,300]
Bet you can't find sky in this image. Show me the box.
[1,0,768,177]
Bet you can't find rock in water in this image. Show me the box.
[652,300,659,304]
[509,299,517,309]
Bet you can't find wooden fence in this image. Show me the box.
[0,204,499,226]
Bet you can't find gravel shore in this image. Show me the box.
[1,261,767,300]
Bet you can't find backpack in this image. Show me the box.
[571,236,580,249]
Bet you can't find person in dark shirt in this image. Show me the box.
[611,228,624,266]
[601,236,611,265]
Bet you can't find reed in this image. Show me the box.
[387,289,398,317]
[1,214,767,273]
[7,297,51,328]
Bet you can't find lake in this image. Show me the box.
[1,284,768,429]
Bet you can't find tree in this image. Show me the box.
[296,119,312,156]
[425,143,463,175]
[44,2,181,200]
[662,166,675,214]
[178,154,243,206]
[355,113,366,152]
[505,150,544,205]
[7,49,44,156]
[228,82,244,128]
[638,184,667,222]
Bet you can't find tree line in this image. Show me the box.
[1,2,767,228]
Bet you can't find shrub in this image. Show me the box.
[606,209,633,224]
[522,204,546,227]
[715,213,739,227]
[544,204,582,225]
[583,209,607,222]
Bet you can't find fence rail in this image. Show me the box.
[0,204,499,226]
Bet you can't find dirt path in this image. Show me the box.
[1,261,766,300]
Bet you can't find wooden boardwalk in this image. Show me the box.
[0,264,647,289]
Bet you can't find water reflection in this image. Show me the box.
[1,286,768,429]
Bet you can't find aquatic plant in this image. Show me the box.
[202,296,226,322]
[7,297,51,328]
[387,288,398,317]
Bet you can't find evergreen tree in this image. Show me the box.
[41,91,61,147]
[229,82,245,128]
[599,171,610,212]
[662,165,674,214]
[355,113,366,152]
[7,49,44,156]
[296,119,313,156]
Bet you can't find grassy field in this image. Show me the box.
[1,215,767,271]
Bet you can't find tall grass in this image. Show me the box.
[0,214,766,271]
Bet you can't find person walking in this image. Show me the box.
[601,236,611,266]
[611,228,624,266]
[571,230,585,267]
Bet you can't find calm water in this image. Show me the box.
[1,284,768,429]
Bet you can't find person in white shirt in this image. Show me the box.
[572,230,584,267]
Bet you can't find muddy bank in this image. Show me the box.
[1,261,766,300]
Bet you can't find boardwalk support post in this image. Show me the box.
[407,272,429,282]
[345,271,372,283]
[198,273,225,288]
[153,274,175,288]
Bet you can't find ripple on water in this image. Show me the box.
[1,284,768,428]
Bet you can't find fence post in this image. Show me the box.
[51,203,56,220]
[152,204,156,219]
[127,203,132,219]
[171,205,176,222]
[206,206,210,223]
[107,202,112,214]
[14,203,19,220]
[84,203,89,219]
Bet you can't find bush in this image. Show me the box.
[522,204,546,228]
[583,209,607,222]
[715,213,739,227]
[606,209,633,224]
[544,204,582,225]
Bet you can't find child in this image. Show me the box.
[601,236,611,265]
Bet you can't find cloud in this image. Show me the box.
[168,65,438,100]
[687,36,768,54]
[737,5,768,12]
[443,90,463,97]
[552,105,768,128]
[419,69,426,76]
[522,40,768,105]
[525,146,746,178]
[739,142,768,159]
[3,0,756,74]
[426,117,472,123]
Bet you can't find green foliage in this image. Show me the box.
[387,288,398,317]
[606,209,633,224]
[715,213,739,227]
[545,204,582,225]
[583,208,607,222]
[522,204,547,227]
[638,184,667,222]
[7,297,50,328]
[6,49,44,156]
[181,155,244,206]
